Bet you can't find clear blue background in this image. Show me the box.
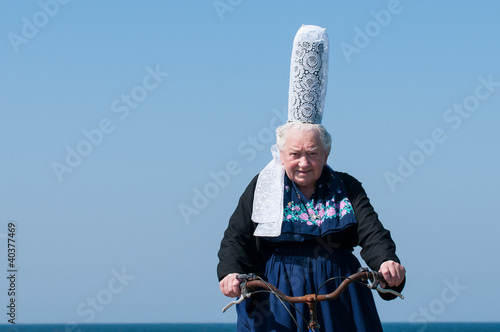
[1,0,499,326]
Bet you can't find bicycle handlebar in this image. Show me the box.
[222,267,403,313]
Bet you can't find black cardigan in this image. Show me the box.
[217,171,405,300]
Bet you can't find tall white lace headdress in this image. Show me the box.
[253,25,329,237]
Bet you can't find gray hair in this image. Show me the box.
[276,122,332,154]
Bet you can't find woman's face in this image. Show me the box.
[280,127,328,193]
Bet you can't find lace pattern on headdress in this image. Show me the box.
[288,25,329,124]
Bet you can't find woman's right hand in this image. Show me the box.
[220,273,242,298]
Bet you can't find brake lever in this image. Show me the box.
[375,286,404,299]
[222,294,246,313]
[367,275,404,299]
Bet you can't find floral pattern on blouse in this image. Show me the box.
[283,186,354,227]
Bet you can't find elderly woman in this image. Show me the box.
[218,122,405,331]
[217,25,405,331]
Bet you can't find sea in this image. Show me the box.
[0,323,499,332]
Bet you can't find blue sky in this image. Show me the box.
[1,0,499,326]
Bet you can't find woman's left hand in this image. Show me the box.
[379,260,406,288]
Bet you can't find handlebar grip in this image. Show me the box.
[374,271,385,282]
[236,273,257,280]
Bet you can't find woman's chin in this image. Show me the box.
[293,176,315,188]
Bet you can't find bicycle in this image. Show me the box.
[222,267,404,332]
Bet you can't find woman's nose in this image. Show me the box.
[298,155,309,167]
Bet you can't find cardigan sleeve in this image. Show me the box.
[338,172,405,300]
[217,175,260,281]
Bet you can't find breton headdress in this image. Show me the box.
[253,25,329,237]
[288,25,329,124]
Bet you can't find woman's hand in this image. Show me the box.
[220,273,243,298]
[379,260,406,288]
